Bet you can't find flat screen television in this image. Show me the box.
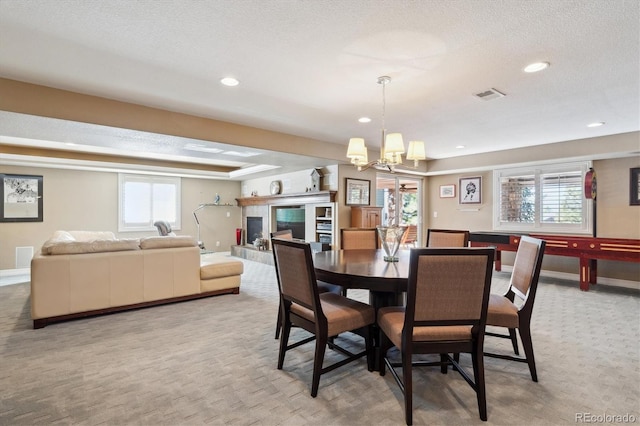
[275,208,305,240]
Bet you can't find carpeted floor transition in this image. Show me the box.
[0,254,638,425]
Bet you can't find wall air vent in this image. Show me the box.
[474,88,506,101]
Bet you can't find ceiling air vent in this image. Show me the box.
[474,88,506,101]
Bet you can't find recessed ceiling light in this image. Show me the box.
[587,121,605,127]
[358,117,371,123]
[524,62,550,73]
[220,77,239,87]
[456,145,465,149]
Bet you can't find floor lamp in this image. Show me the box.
[192,204,207,250]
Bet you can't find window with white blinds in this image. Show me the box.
[493,162,592,234]
[118,174,181,232]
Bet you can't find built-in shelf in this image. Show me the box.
[236,190,336,207]
[196,203,238,207]
[313,205,334,246]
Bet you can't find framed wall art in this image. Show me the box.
[345,178,370,206]
[630,167,640,206]
[1,174,43,222]
[459,176,481,204]
[439,184,456,198]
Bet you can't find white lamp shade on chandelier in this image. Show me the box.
[406,140,426,167]
[347,137,368,164]
[347,76,426,171]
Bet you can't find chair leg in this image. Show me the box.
[471,344,488,421]
[378,333,390,376]
[402,349,413,425]
[275,305,282,339]
[518,325,538,382]
[440,353,448,374]
[311,334,327,397]
[277,318,291,370]
[364,326,374,372]
[508,328,519,355]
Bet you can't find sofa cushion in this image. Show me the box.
[46,239,140,255]
[200,257,244,280]
[68,231,116,242]
[41,231,77,254]
[139,236,198,249]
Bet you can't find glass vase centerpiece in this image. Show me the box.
[377,225,407,262]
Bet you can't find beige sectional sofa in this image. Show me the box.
[31,231,243,328]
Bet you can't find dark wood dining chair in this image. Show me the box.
[378,247,495,425]
[484,235,546,381]
[272,238,375,397]
[426,228,470,247]
[340,227,379,250]
[270,230,342,339]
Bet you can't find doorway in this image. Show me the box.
[376,175,422,246]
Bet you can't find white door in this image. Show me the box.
[376,174,422,246]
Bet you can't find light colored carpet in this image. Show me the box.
[0,254,638,425]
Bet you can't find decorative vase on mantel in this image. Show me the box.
[377,226,407,262]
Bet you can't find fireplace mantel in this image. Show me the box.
[236,190,336,207]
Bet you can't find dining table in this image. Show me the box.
[313,248,410,311]
[313,248,410,370]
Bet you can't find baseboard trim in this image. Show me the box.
[500,265,639,290]
[0,268,31,287]
[0,268,30,278]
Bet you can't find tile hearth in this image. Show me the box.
[231,245,273,265]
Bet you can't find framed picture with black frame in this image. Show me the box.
[459,176,481,204]
[345,178,370,206]
[630,167,640,206]
[0,174,43,222]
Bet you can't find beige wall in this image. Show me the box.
[426,156,640,283]
[337,164,379,233]
[595,156,640,238]
[0,165,241,270]
[427,170,493,232]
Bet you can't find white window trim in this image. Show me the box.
[493,161,593,235]
[118,174,181,232]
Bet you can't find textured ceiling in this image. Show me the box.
[0,0,638,178]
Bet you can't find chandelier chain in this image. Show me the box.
[381,77,386,134]
[378,76,390,139]
[346,74,424,172]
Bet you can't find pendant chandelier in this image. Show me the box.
[347,76,426,172]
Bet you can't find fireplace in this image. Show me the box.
[234,191,337,263]
[246,217,263,244]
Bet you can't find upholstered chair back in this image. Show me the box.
[341,228,379,250]
[426,229,470,247]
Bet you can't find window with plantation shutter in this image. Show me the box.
[493,162,592,234]
[499,175,535,224]
[541,171,583,224]
[118,174,181,232]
